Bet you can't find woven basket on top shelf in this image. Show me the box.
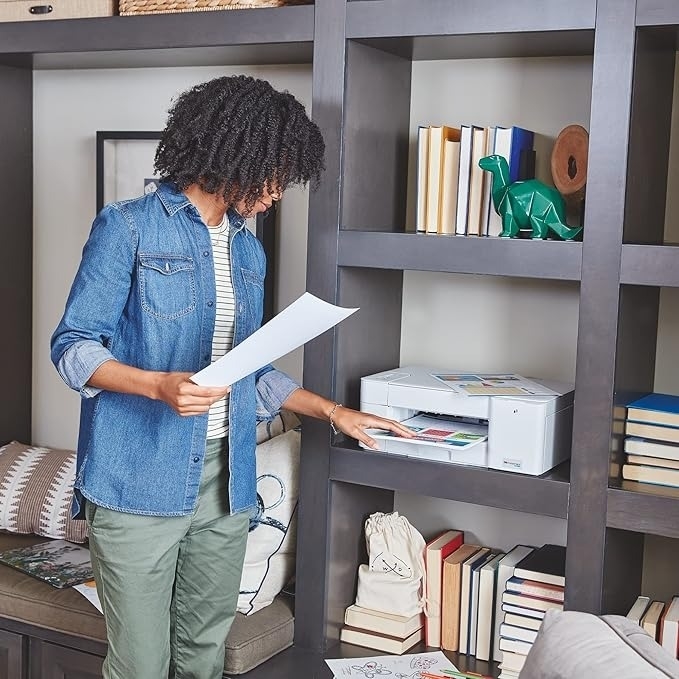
[119,0,310,14]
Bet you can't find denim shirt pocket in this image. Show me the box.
[241,267,264,326]
[138,253,196,320]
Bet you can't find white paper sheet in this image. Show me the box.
[72,580,103,614]
[192,292,358,387]
[325,650,458,678]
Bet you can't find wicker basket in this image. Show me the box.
[119,0,310,15]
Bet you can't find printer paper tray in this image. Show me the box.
[361,439,488,466]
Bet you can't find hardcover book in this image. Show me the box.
[513,543,566,587]
[0,539,92,589]
[627,393,679,428]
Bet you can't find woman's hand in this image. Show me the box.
[155,372,229,416]
[331,406,415,450]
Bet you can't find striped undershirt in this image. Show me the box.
[206,212,236,440]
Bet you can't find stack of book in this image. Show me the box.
[623,393,679,489]
[497,544,566,679]
[416,123,535,237]
[627,594,679,657]
[339,604,425,654]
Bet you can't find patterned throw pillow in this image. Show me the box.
[0,441,87,543]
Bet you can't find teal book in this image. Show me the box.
[627,393,679,429]
[0,539,92,588]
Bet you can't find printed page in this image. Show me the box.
[192,293,358,387]
[431,373,558,397]
[325,650,458,677]
[367,414,488,449]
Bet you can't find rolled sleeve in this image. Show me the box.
[255,368,300,420]
[55,340,115,398]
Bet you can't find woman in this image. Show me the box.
[51,75,410,679]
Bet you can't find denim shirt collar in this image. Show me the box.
[156,181,247,232]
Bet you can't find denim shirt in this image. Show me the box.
[50,182,299,518]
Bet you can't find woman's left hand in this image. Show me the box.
[331,406,415,451]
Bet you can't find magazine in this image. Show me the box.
[367,414,487,449]
[0,539,93,588]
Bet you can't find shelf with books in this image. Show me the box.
[0,5,314,65]
[607,479,679,540]
[346,0,595,57]
[329,441,570,519]
[620,245,679,287]
[338,231,583,281]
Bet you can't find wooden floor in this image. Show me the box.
[236,643,499,679]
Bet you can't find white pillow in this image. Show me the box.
[238,427,300,615]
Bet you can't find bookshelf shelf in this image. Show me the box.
[635,0,679,27]
[329,442,570,519]
[346,0,596,43]
[607,480,679,540]
[0,6,313,64]
[620,244,679,287]
[338,231,583,281]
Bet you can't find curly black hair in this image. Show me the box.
[154,75,325,211]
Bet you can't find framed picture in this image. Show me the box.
[95,130,277,323]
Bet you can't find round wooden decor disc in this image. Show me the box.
[551,124,589,200]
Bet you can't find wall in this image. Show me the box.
[32,63,311,450]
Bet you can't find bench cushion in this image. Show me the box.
[0,533,293,674]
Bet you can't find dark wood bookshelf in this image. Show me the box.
[338,231,583,280]
[635,0,679,27]
[608,480,679,540]
[620,244,679,286]
[330,441,570,519]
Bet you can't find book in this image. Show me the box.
[416,126,430,232]
[503,612,542,631]
[466,125,488,236]
[0,539,92,589]
[500,650,528,672]
[501,591,564,613]
[455,124,473,235]
[340,624,423,655]
[441,543,482,652]
[626,421,679,444]
[480,126,497,236]
[625,436,679,462]
[426,125,461,234]
[424,529,464,647]
[626,595,651,624]
[344,604,424,639]
[475,551,505,662]
[513,544,566,587]
[440,136,461,235]
[499,636,533,656]
[627,393,679,428]
[468,550,497,655]
[505,576,564,603]
[459,547,490,653]
[641,600,665,641]
[622,463,679,488]
[661,596,679,657]
[492,545,534,662]
[493,125,535,184]
[627,454,679,470]
[501,602,546,620]
[499,622,538,644]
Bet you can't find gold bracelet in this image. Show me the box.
[328,402,342,435]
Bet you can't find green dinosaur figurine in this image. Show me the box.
[478,154,583,240]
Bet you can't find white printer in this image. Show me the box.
[360,366,574,476]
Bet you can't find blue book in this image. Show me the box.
[493,126,535,185]
[627,393,679,429]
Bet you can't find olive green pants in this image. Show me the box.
[85,438,250,679]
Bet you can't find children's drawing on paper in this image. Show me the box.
[325,651,458,678]
[350,661,392,678]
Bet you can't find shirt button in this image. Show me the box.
[203,251,209,257]
[193,456,200,463]
[207,300,214,307]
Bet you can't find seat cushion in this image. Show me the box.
[0,532,294,674]
[521,609,679,679]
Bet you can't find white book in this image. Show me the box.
[459,547,489,653]
[627,454,679,470]
[501,591,563,613]
[476,551,505,661]
[499,622,538,644]
[661,596,679,656]
[501,602,545,620]
[416,126,429,232]
[466,125,488,236]
[480,126,496,236]
[493,545,534,662]
[426,126,444,234]
[499,636,533,656]
[626,595,650,625]
[454,125,473,235]
[488,126,512,237]
[504,612,542,631]
[500,650,528,672]
[625,437,679,462]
